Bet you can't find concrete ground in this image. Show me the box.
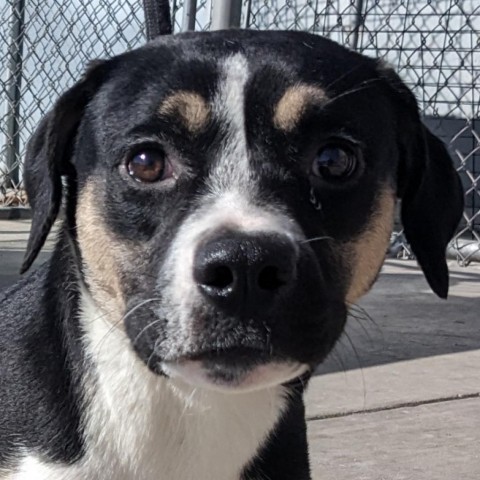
[1,219,480,479]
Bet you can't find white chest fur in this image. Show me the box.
[10,293,286,480]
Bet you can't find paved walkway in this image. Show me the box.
[0,219,55,289]
[308,258,480,479]
[1,219,480,479]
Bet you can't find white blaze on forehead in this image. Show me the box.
[209,53,252,194]
[158,53,305,336]
[215,53,249,136]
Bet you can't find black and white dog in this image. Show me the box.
[0,29,463,479]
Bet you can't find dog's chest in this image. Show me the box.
[10,296,286,480]
[78,348,285,480]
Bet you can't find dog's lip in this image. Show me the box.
[184,346,271,363]
[162,354,309,393]
[161,344,271,363]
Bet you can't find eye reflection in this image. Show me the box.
[126,149,169,183]
[312,146,357,180]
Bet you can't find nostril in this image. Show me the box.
[257,265,287,291]
[194,233,297,312]
[204,265,234,289]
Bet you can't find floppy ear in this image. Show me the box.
[381,66,464,298]
[21,60,110,273]
[399,125,464,298]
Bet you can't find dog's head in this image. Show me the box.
[22,30,463,392]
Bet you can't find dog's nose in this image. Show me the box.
[193,233,297,316]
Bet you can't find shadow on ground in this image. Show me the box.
[316,260,480,374]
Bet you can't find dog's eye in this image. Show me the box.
[312,146,357,180]
[126,149,171,183]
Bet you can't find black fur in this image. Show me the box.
[21,60,113,273]
[0,236,85,467]
[243,380,311,479]
[0,30,463,478]
[400,128,464,298]
[378,65,464,297]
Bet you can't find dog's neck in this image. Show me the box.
[68,288,288,480]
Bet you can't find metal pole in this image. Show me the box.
[244,0,252,28]
[352,0,365,51]
[182,0,198,31]
[211,0,242,30]
[229,0,242,28]
[5,0,26,187]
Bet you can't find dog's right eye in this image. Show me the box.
[126,149,172,183]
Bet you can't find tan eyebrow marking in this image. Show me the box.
[273,84,328,132]
[159,91,211,133]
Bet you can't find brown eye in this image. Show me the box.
[312,145,357,180]
[127,149,170,183]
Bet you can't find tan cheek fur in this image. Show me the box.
[76,182,128,323]
[159,91,211,133]
[273,84,328,132]
[345,189,396,303]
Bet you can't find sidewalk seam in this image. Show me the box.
[306,392,480,421]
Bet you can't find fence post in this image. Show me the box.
[229,0,242,28]
[211,0,242,30]
[182,0,197,31]
[4,0,26,188]
[351,0,365,51]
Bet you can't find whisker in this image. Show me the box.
[147,336,163,370]
[346,315,375,345]
[347,301,382,334]
[300,235,333,244]
[323,78,382,108]
[329,346,348,376]
[342,331,367,409]
[147,347,157,370]
[133,318,163,347]
[324,64,365,91]
[93,315,125,354]
[314,340,348,378]
[94,297,162,354]
[123,297,162,322]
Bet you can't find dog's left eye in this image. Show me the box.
[126,149,172,183]
[311,145,357,180]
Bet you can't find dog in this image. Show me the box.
[0,29,464,479]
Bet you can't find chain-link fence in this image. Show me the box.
[0,0,212,208]
[1,0,479,262]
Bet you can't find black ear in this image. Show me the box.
[400,126,464,298]
[21,60,110,273]
[378,64,464,298]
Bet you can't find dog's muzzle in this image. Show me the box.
[161,231,310,392]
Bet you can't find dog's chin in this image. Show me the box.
[161,358,309,393]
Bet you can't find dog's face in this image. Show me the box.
[22,30,463,392]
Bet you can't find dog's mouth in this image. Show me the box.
[161,347,308,393]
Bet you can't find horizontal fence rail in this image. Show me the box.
[1,0,478,262]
